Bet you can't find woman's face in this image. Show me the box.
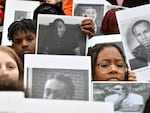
[94,46,126,81]
[0,51,19,81]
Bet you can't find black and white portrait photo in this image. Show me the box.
[24,54,91,101]
[73,0,105,36]
[27,68,89,101]
[36,14,86,56]
[14,11,31,21]
[92,82,150,113]
[116,4,150,71]
[1,0,39,45]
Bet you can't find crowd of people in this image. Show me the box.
[0,0,150,112]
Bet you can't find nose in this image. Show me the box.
[110,65,118,72]
[58,27,62,32]
[0,66,9,76]
[141,33,147,40]
[22,40,28,48]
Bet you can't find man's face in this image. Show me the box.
[43,79,69,99]
[133,22,150,49]
[85,8,97,20]
[113,85,128,95]
[56,21,66,37]
[12,30,36,58]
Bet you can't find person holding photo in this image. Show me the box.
[82,7,98,35]
[33,3,95,38]
[87,43,136,81]
[7,18,93,63]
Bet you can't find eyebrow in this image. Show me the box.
[100,59,124,62]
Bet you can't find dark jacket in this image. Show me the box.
[129,45,149,70]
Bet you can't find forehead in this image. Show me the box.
[0,51,16,62]
[135,21,150,28]
[97,46,123,60]
[56,21,64,25]
[13,30,35,39]
[45,79,66,89]
[86,8,96,12]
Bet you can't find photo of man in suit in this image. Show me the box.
[129,20,150,69]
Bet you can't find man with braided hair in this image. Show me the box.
[7,19,36,61]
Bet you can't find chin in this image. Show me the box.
[108,79,120,81]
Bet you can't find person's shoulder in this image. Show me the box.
[129,93,143,98]
[132,45,146,54]
[132,45,143,53]
[105,94,117,99]
[132,45,147,59]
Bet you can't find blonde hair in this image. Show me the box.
[0,46,23,81]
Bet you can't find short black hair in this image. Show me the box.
[33,3,65,22]
[52,18,65,27]
[7,19,36,41]
[132,20,150,36]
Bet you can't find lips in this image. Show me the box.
[22,50,33,54]
[106,77,120,81]
[109,78,120,81]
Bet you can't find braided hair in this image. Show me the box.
[8,18,36,41]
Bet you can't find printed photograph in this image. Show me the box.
[36,14,86,56]
[26,68,89,101]
[24,54,91,101]
[116,4,150,70]
[1,0,39,45]
[73,0,105,35]
[14,11,31,21]
[92,82,150,113]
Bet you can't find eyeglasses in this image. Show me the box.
[97,63,126,70]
